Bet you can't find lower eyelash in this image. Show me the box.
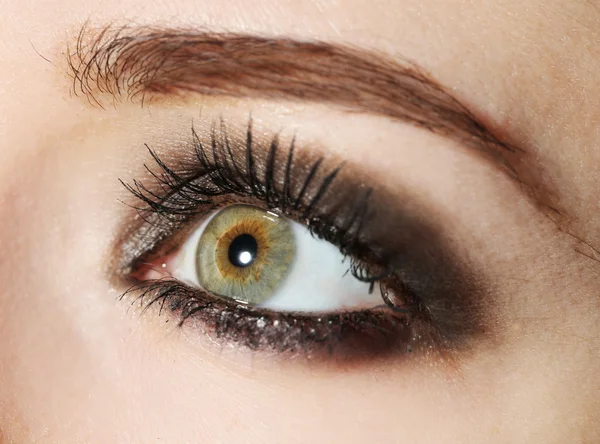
[121,278,424,362]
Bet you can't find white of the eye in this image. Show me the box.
[172,213,214,286]
[172,211,382,312]
[258,221,381,312]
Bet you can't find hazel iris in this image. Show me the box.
[195,205,296,305]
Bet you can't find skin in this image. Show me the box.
[1,0,600,442]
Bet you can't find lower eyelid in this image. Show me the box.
[123,278,426,365]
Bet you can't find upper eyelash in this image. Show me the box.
[124,118,343,219]
[121,118,395,291]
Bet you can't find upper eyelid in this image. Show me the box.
[114,120,367,271]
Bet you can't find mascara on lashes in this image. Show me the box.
[115,118,487,359]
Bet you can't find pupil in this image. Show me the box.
[228,234,258,268]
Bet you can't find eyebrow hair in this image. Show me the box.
[67,26,520,164]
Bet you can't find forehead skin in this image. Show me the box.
[1,0,600,443]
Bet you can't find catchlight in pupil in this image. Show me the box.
[228,234,258,268]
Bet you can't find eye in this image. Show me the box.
[169,204,379,312]
[117,119,477,359]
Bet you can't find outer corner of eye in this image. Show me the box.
[148,204,381,313]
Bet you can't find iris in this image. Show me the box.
[195,205,296,305]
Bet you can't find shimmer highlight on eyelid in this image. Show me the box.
[113,118,491,360]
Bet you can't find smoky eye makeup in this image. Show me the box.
[113,117,488,362]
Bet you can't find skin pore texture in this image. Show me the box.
[1,0,600,443]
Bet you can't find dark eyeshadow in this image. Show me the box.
[113,117,490,362]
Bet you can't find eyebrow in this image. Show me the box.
[67,26,520,165]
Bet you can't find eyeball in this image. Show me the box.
[172,204,381,312]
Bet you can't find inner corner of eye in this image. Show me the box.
[146,204,382,312]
